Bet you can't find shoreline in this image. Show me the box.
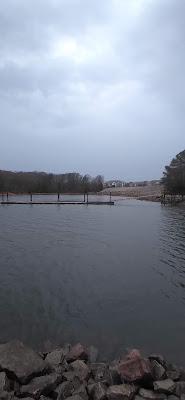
[101,185,162,203]
[0,341,185,400]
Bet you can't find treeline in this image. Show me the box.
[0,170,104,193]
[162,149,185,194]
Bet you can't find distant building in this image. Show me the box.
[104,180,126,188]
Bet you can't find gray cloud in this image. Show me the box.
[0,0,184,180]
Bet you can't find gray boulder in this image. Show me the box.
[153,380,175,394]
[90,383,106,400]
[0,341,46,384]
[139,389,167,400]
[56,373,82,400]
[45,349,65,366]
[73,385,88,400]
[70,361,90,381]
[167,396,179,400]
[109,366,122,385]
[56,381,75,400]
[64,396,84,400]
[21,373,62,399]
[167,371,180,382]
[91,363,112,385]
[0,373,11,392]
[175,382,185,397]
[0,393,15,400]
[151,361,166,381]
[67,345,88,363]
[107,384,137,400]
[149,356,165,367]
[87,383,96,397]
[40,397,52,400]
[45,349,68,373]
[134,396,145,400]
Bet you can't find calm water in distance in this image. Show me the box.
[0,195,185,363]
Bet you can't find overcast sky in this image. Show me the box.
[0,0,185,180]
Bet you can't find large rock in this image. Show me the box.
[70,361,90,381]
[56,382,87,400]
[0,393,15,400]
[165,365,180,382]
[40,397,52,400]
[149,356,165,368]
[87,382,96,397]
[90,383,106,400]
[167,371,180,382]
[107,384,137,400]
[56,381,75,400]
[45,349,65,366]
[118,350,152,383]
[13,397,33,400]
[67,345,88,363]
[109,366,122,385]
[91,363,112,385]
[138,388,167,400]
[45,349,68,373]
[64,396,84,400]
[21,373,62,399]
[0,373,11,392]
[175,382,185,397]
[167,396,179,400]
[0,341,46,384]
[179,369,185,381]
[55,372,82,399]
[151,361,166,381]
[73,385,88,400]
[153,379,175,394]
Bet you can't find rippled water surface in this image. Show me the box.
[0,196,185,363]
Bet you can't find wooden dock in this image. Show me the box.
[0,201,114,206]
[0,192,114,206]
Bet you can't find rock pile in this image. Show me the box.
[0,341,184,400]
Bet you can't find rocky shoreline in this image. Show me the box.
[0,341,184,400]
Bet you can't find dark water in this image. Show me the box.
[0,196,185,364]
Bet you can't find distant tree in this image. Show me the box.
[91,175,104,192]
[0,170,104,194]
[82,174,91,193]
[162,150,185,194]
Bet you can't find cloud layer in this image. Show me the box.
[0,0,184,180]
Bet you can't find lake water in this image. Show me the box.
[0,195,185,364]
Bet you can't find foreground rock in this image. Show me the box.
[0,373,11,392]
[89,383,106,400]
[91,363,112,385]
[67,345,88,363]
[138,388,166,400]
[0,341,46,384]
[118,350,152,383]
[69,361,90,381]
[0,341,185,400]
[153,379,176,394]
[21,373,62,399]
[107,384,138,400]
